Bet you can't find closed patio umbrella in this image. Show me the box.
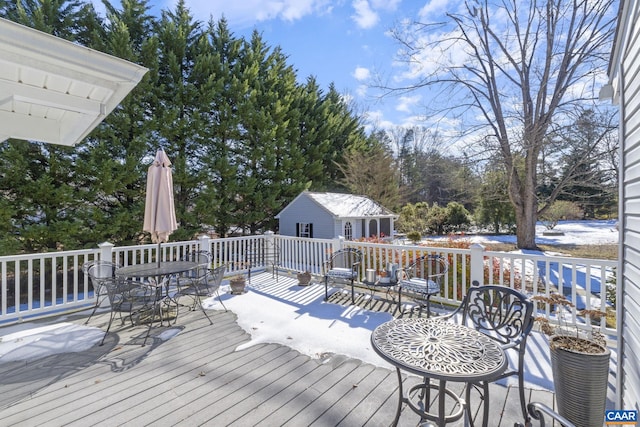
[143,148,178,265]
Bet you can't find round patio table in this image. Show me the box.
[371,317,508,427]
[115,261,198,279]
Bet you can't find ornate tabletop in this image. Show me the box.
[371,317,507,382]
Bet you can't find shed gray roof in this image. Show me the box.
[276,191,396,219]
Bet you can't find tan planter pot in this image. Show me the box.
[297,272,311,286]
[229,278,246,294]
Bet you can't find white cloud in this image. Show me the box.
[419,0,453,19]
[351,0,379,29]
[396,95,421,113]
[356,84,368,97]
[178,0,332,27]
[371,0,401,11]
[353,66,371,81]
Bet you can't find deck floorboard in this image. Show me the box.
[0,272,564,427]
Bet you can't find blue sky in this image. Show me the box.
[94,0,435,132]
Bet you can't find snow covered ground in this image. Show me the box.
[445,219,619,246]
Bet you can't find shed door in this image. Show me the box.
[369,219,378,238]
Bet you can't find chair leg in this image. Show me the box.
[324,276,329,301]
[216,289,228,312]
[350,278,355,303]
[397,288,405,317]
[518,352,529,422]
[189,282,213,325]
[84,301,100,325]
[100,310,118,346]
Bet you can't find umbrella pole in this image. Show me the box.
[157,242,161,267]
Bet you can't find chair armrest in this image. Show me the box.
[517,402,576,427]
[438,301,466,322]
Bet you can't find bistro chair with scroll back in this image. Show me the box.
[442,284,535,423]
[396,254,448,317]
[83,260,120,324]
[323,248,362,303]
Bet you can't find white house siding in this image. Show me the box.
[618,0,640,410]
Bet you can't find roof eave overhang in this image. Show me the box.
[0,18,148,146]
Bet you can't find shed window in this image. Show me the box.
[296,223,313,238]
[344,222,353,241]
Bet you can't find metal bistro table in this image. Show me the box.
[116,261,199,323]
[371,318,507,427]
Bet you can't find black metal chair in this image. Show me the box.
[396,254,448,317]
[100,277,163,346]
[323,248,362,303]
[514,402,576,427]
[83,260,120,324]
[246,240,281,283]
[176,250,223,324]
[442,284,535,423]
[177,263,227,314]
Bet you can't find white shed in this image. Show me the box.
[275,191,397,240]
[602,0,640,411]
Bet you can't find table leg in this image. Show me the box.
[438,379,446,426]
[393,367,404,427]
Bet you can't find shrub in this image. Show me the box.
[407,231,422,244]
[539,201,583,230]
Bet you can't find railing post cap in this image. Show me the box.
[98,241,114,249]
[470,243,485,250]
[197,234,209,241]
[264,230,274,236]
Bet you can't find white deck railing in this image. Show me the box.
[0,234,617,337]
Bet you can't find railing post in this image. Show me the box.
[198,234,211,253]
[470,243,485,286]
[99,241,114,263]
[333,236,345,253]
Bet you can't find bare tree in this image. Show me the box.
[383,0,616,248]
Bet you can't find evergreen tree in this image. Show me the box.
[0,5,381,250]
[154,0,205,240]
[475,165,516,233]
[74,0,158,246]
[315,84,366,190]
[194,18,244,237]
[289,77,328,190]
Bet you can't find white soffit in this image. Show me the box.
[0,18,148,146]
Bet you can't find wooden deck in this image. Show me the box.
[0,273,561,426]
